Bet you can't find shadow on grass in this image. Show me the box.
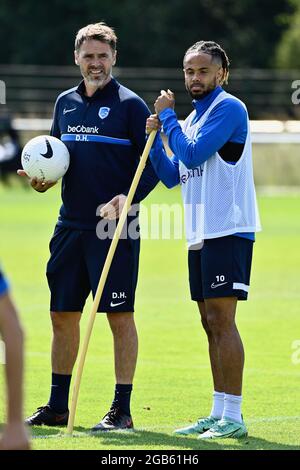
[30,426,300,450]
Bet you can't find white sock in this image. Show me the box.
[223,393,243,423]
[209,391,225,419]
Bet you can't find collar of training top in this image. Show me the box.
[192,85,223,113]
[76,77,119,100]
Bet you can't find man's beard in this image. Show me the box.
[85,74,108,88]
[86,76,106,87]
[83,68,112,88]
[188,78,217,100]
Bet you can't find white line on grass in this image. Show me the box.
[31,415,300,439]
[32,430,134,439]
[247,415,300,423]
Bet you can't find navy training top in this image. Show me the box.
[51,77,158,230]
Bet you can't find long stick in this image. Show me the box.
[66,131,157,435]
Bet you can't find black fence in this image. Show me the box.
[0,65,299,120]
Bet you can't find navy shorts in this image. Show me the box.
[0,268,9,297]
[46,225,140,313]
[188,235,254,302]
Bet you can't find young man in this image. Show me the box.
[19,22,158,431]
[146,41,261,439]
[0,268,30,450]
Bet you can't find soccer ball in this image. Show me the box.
[21,135,70,182]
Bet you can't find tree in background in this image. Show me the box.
[276,0,300,69]
[0,0,296,68]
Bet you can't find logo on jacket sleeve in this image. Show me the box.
[63,106,77,115]
[98,107,110,119]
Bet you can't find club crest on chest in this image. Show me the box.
[98,107,110,120]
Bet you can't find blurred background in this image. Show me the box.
[0,0,300,186]
[0,1,300,450]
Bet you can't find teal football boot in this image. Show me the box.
[174,416,218,436]
[198,417,248,439]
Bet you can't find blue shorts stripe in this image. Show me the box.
[61,134,132,146]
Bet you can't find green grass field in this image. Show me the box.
[0,182,300,450]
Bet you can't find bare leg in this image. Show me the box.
[50,311,81,374]
[197,301,225,392]
[204,297,244,395]
[106,312,138,384]
[0,293,30,450]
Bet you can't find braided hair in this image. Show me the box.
[184,41,230,85]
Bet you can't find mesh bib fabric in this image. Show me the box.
[179,91,261,247]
